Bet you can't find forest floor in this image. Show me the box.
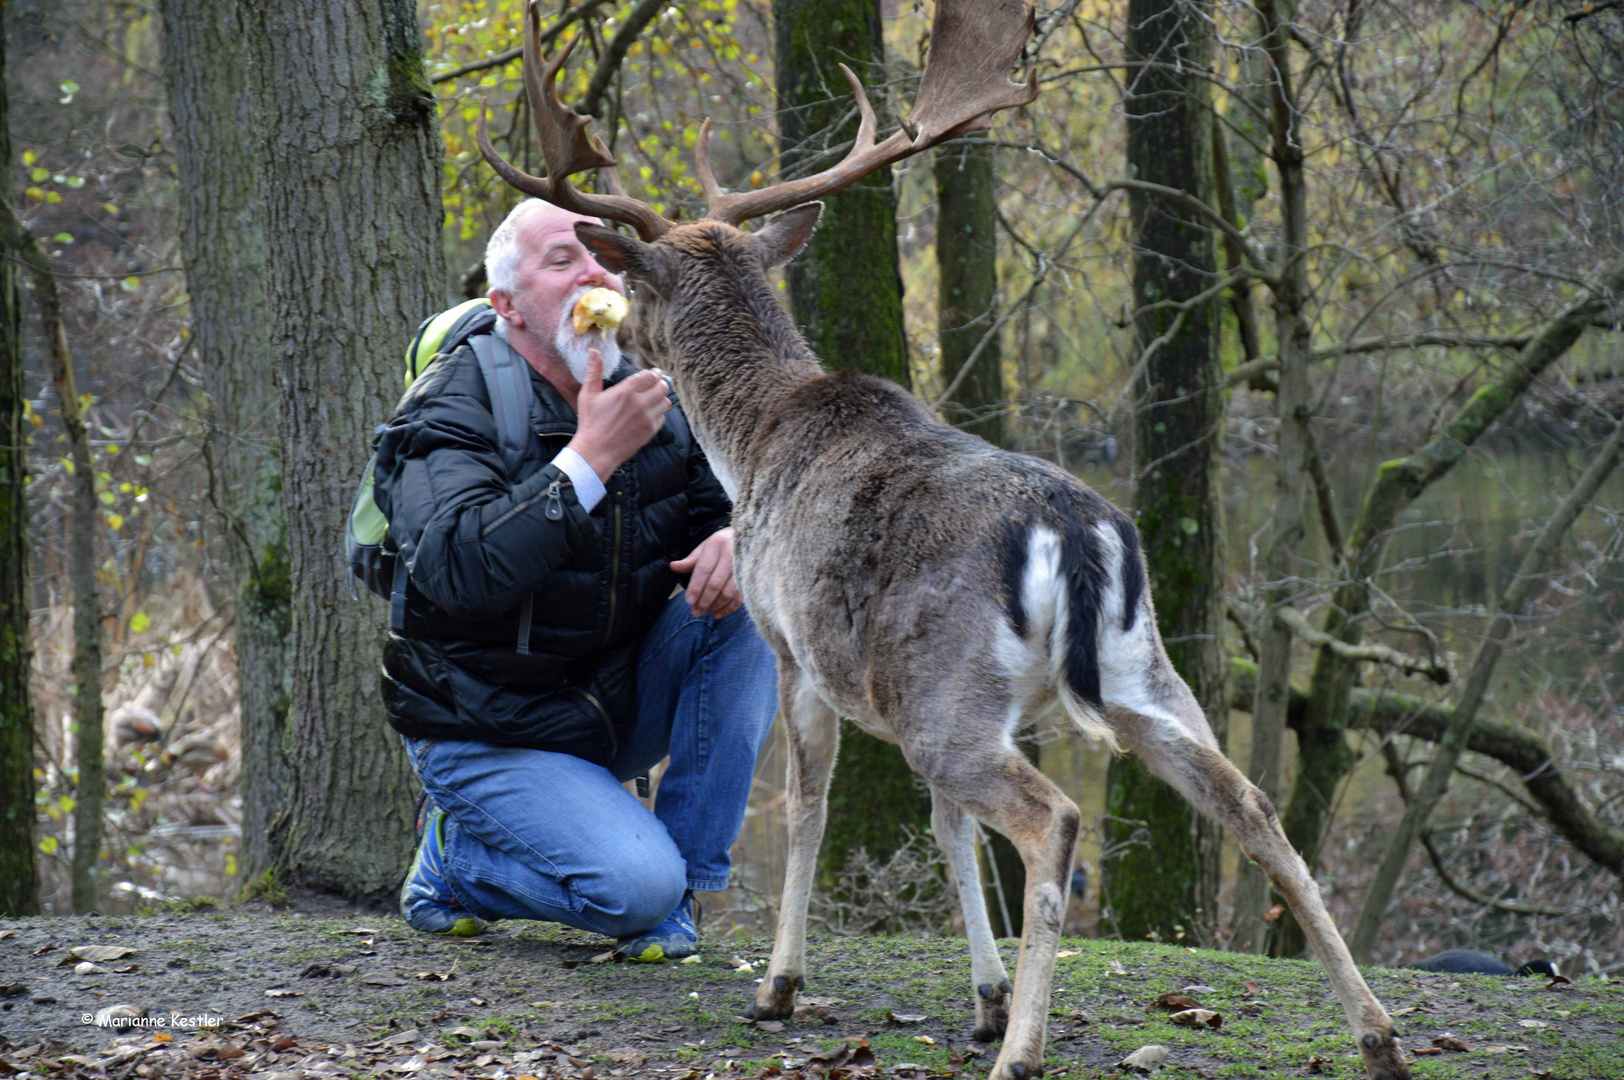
[1,908,1618,1080]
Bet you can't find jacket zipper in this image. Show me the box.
[482,476,571,538]
[602,486,623,645]
[576,687,618,758]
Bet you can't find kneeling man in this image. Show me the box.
[373,199,778,960]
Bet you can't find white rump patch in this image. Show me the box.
[1017,525,1120,753]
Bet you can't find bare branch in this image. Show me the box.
[1274,606,1451,684]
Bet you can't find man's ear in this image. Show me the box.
[575,223,674,295]
[751,203,822,268]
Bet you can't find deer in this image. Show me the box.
[476,2,1409,1077]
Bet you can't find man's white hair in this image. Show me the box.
[485,199,557,296]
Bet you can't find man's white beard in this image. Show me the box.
[554,288,626,384]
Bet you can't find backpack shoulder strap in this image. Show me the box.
[468,332,532,480]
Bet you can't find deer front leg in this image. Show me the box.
[750,661,838,1021]
[930,787,1012,1042]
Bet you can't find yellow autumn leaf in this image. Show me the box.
[106,513,124,531]
[39,835,58,854]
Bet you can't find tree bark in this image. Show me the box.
[1347,416,1624,961]
[1103,0,1227,947]
[773,0,929,879]
[0,202,104,913]
[1272,261,1624,956]
[0,0,40,916]
[935,136,1006,447]
[244,0,444,898]
[1229,660,1624,882]
[158,0,289,887]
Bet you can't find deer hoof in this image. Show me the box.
[1357,1030,1410,1080]
[974,981,1012,1041]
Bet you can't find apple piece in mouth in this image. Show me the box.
[572,287,629,335]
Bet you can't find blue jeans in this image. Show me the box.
[402,595,778,938]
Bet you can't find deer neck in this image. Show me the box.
[664,271,820,500]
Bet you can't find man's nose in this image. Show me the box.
[578,258,608,286]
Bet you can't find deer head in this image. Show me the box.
[477,0,1039,362]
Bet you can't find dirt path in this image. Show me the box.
[2,912,1617,1078]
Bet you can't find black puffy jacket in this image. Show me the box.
[372,340,731,765]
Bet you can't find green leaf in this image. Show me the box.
[130,611,150,634]
[39,835,58,855]
[64,176,85,189]
[30,167,48,183]
[59,79,79,104]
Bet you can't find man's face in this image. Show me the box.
[496,205,628,382]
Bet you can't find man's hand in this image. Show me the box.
[569,349,671,482]
[671,528,742,618]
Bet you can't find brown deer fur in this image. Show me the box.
[574,211,1408,1080]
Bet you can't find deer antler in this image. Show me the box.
[697,0,1038,226]
[476,0,675,241]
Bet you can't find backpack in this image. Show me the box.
[345,297,538,641]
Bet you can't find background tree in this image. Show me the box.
[242,0,445,897]
[936,135,1007,448]
[774,0,931,880]
[1101,0,1226,946]
[157,0,286,885]
[0,0,40,916]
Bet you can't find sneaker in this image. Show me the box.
[400,797,487,937]
[615,891,701,962]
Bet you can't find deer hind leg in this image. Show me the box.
[930,787,1012,1042]
[928,750,1078,1080]
[1124,718,1408,1080]
[749,657,838,1022]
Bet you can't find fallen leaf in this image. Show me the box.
[414,971,454,981]
[1412,1047,1442,1057]
[0,984,27,998]
[1517,1020,1549,1029]
[340,928,380,935]
[1546,975,1572,988]
[529,1000,568,1008]
[1181,984,1215,994]
[1168,1008,1222,1029]
[886,1012,928,1025]
[265,988,301,998]
[1055,950,1079,958]
[235,1012,277,1024]
[1118,1044,1169,1073]
[1391,1005,1424,1016]
[1263,903,1285,924]
[1304,1055,1331,1074]
[1481,1044,1529,1054]
[1106,960,1128,976]
[152,1034,172,1044]
[443,1027,481,1041]
[270,1035,297,1052]
[912,1035,935,1045]
[113,964,138,974]
[93,1004,144,1027]
[380,1030,420,1046]
[1150,993,1200,1012]
[32,945,53,956]
[0,930,13,940]
[608,1049,648,1068]
[679,954,703,965]
[75,962,110,976]
[1242,981,1262,997]
[754,1020,784,1033]
[70,946,138,963]
[363,974,407,987]
[469,997,487,1006]
[1432,1035,1471,1052]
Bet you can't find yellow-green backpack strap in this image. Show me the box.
[403,297,495,388]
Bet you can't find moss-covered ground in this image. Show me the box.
[2,914,1617,1078]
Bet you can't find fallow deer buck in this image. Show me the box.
[478,2,1409,1077]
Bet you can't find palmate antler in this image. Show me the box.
[478,0,1039,235]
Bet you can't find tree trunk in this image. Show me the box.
[0,0,40,916]
[1271,261,1624,957]
[1347,417,1624,962]
[1103,0,1226,947]
[0,202,105,913]
[158,0,289,887]
[935,136,1006,447]
[244,0,444,899]
[774,0,928,877]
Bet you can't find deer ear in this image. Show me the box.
[575,223,674,294]
[751,203,823,267]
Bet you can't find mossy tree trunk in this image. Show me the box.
[158,0,290,887]
[1102,0,1227,946]
[244,0,443,898]
[0,0,40,916]
[935,136,1006,448]
[774,0,929,878]
[934,135,1028,933]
